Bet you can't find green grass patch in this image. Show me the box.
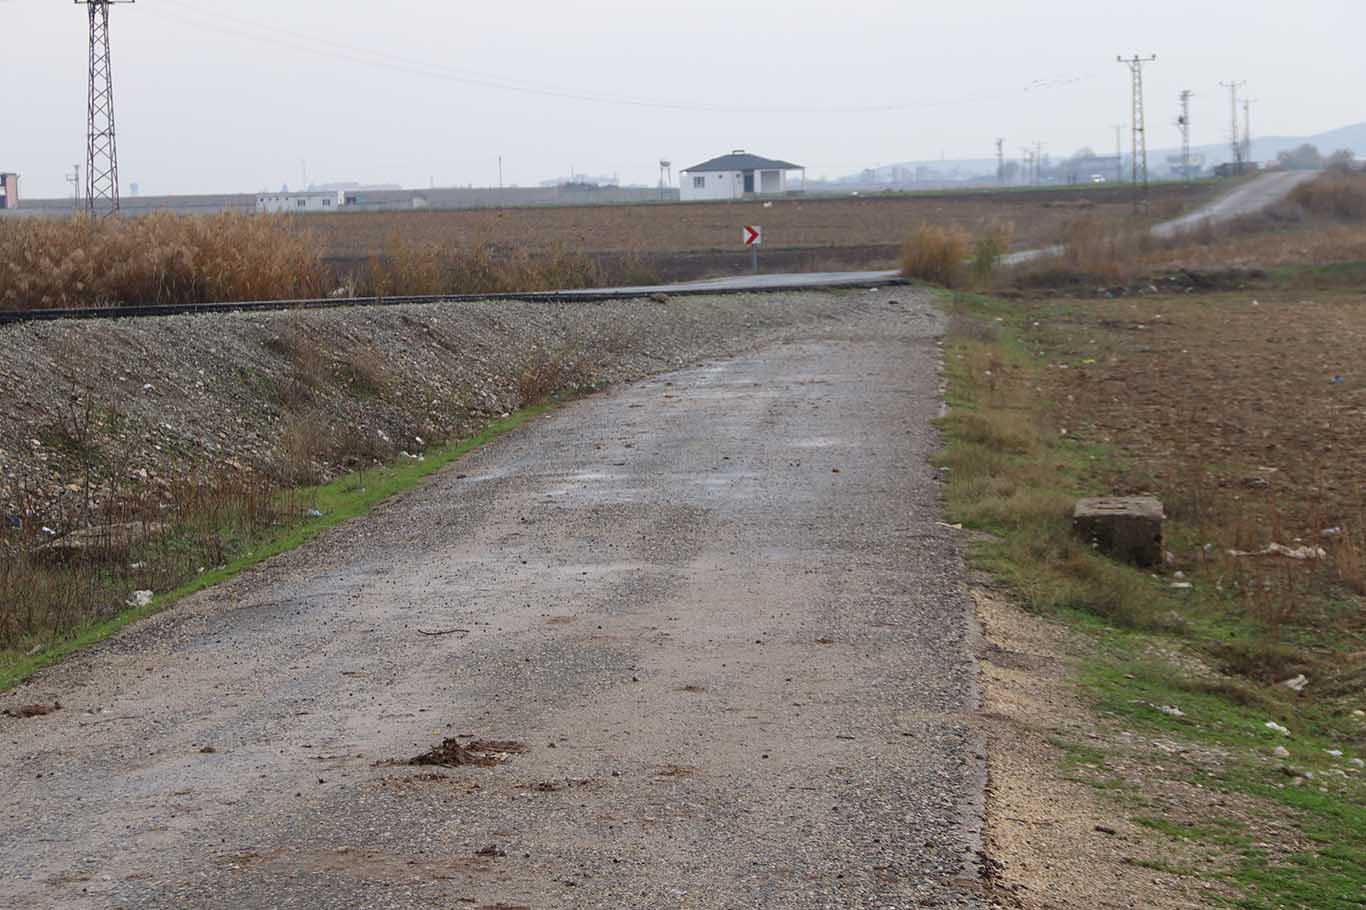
[0,401,561,692]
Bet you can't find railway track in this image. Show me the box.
[0,274,909,326]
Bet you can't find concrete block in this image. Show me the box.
[1073,497,1165,567]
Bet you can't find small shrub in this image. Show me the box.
[971,220,1015,286]
[901,224,970,288]
[1290,173,1366,221]
[265,320,326,409]
[1059,216,1143,282]
[276,413,329,484]
[516,351,592,406]
[1214,638,1313,684]
[337,344,388,397]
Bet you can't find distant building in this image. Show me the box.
[679,151,803,201]
[0,173,18,210]
[1213,161,1258,178]
[255,190,345,213]
[1064,155,1122,184]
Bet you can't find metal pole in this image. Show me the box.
[1220,81,1246,170]
[84,0,127,216]
[1118,55,1156,214]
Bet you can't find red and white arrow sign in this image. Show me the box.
[743,225,762,247]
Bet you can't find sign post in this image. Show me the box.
[743,225,762,273]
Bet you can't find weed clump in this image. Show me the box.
[0,212,325,311]
[901,224,970,288]
[1290,172,1366,221]
[971,220,1015,286]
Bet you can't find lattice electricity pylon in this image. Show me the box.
[1118,54,1157,214]
[78,1,134,217]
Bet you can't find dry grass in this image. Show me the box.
[0,472,298,648]
[516,350,594,407]
[358,237,616,297]
[1008,173,1366,289]
[1290,172,1366,220]
[0,213,666,311]
[901,224,971,287]
[337,343,389,397]
[0,213,326,311]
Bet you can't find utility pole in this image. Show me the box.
[67,164,82,213]
[80,1,134,217]
[1220,80,1246,171]
[995,138,1005,185]
[1177,90,1194,179]
[1118,54,1157,214]
[658,159,672,201]
[1034,141,1043,185]
[1243,98,1257,166]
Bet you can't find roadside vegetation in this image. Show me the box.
[932,168,1366,907]
[0,213,655,311]
[0,346,591,689]
[1001,170,1366,289]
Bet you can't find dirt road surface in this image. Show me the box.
[1150,170,1317,238]
[1,292,986,909]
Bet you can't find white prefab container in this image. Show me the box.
[679,151,802,202]
[255,191,346,213]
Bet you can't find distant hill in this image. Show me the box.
[834,122,1366,184]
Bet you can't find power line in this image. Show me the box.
[156,0,1094,116]
[81,1,133,217]
[1118,54,1157,214]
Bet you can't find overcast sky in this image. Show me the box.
[5,0,1363,197]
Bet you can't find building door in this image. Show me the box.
[743,172,755,194]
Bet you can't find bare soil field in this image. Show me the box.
[302,183,1218,259]
[942,277,1366,908]
[1034,290,1366,548]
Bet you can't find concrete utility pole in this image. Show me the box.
[79,1,134,217]
[1118,54,1157,214]
[67,164,82,212]
[1243,98,1257,165]
[1220,80,1247,169]
[1033,141,1043,185]
[995,138,1005,185]
[1178,90,1194,179]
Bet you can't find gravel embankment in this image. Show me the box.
[0,291,872,518]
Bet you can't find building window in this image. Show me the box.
[322,199,331,207]
[693,176,706,188]
[297,200,306,208]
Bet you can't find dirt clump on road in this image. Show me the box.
[409,737,528,768]
[2,701,61,718]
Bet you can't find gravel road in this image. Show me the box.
[1,290,985,909]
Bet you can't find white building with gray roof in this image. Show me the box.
[679,151,803,201]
